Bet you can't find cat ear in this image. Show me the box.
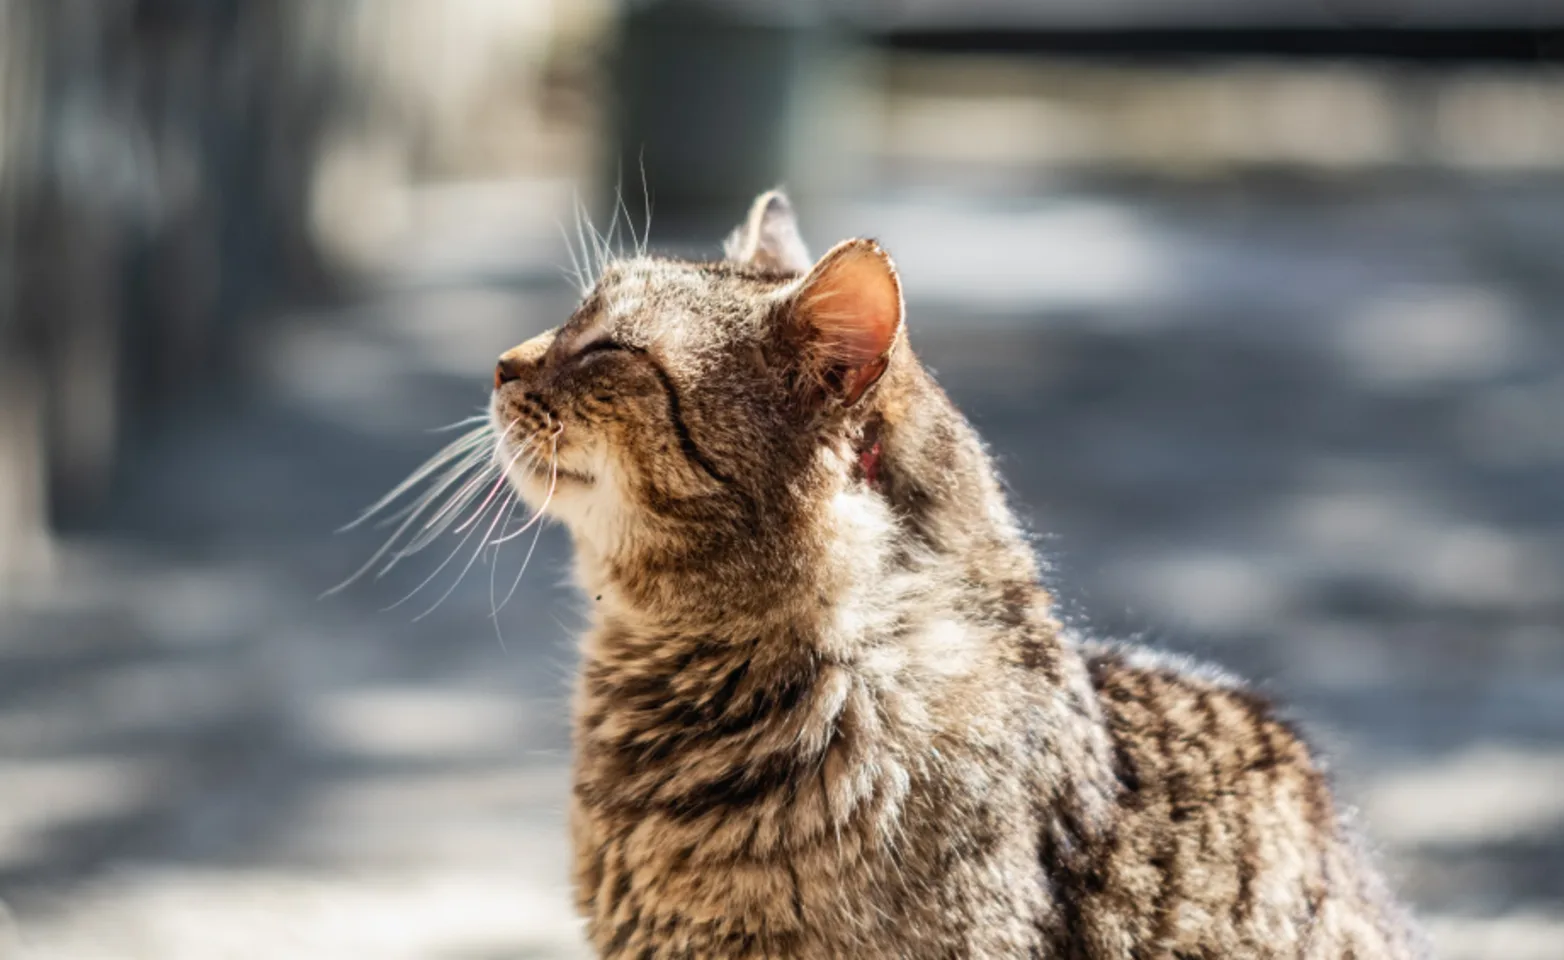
[725,189,812,274]
[788,238,905,407]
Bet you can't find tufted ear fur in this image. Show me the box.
[725,189,812,274]
[788,238,905,407]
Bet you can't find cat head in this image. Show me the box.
[489,190,1014,599]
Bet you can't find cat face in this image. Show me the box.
[489,192,905,555]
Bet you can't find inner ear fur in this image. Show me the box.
[788,238,905,407]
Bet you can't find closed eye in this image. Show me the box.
[574,338,627,364]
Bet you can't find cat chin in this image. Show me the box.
[504,460,587,511]
[503,454,624,550]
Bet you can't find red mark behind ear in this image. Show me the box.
[860,439,883,487]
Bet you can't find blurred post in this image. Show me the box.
[0,0,50,582]
[607,0,871,226]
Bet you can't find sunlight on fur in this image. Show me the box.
[344,188,1425,959]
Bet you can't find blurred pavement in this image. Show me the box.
[2,177,1563,958]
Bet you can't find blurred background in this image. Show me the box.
[2,0,1563,956]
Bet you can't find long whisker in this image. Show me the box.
[378,437,512,550]
[358,460,492,582]
[410,476,516,621]
[484,448,543,548]
[323,432,496,597]
[637,148,653,257]
[488,474,553,544]
[582,192,604,279]
[573,191,598,289]
[610,168,639,262]
[491,426,561,545]
[387,463,499,562]
[336,404,571,627]
[487,444,551,544]
[337,425,491,533]
[369,442,493,529]
[382,483,506,613]
[425,414,490,434]
[487,429,561,646]
[504,501,551,611]
[404,458,502,542]
[556,216,589,295]
[602,171,622,265]
[495,431,560,613]
[379,430,535,611]
[390,418,519,541]
[452,441,533,534]
[581,189,616,281]
[487,493,522,652]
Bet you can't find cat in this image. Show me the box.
[476,190,1424,958]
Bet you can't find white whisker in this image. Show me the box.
[381,470,508,612]
[372,477,483,534]
[389,466,498,562]
[369,465,495,578]
[337,425,491,533]
[573,191,598,289]
[578,188,618,281]
[370,445,492,530]
[581,192,604,278]
[491,434,559,544]
[453,442,532,534]
[609,166,641,262]
[333,386,569,627]
[392,418,518,542]
[410,478,515,621]
[487,493,522,652]
[494,431,560,614]
[323,431,497,597]
[637,149,653,257]
[503,501,551,612]
[603,172,625,265]
[378,427,541,613]
[407,460,501,542]
[425,413,490,434]
[557,216,590,295]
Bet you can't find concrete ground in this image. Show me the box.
[1,176,1561,958]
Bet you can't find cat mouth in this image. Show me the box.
[523,458,593,487]
[493,430,594,487]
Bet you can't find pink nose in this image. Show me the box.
[494,356,524,389]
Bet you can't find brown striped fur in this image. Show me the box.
[488,191,1423,958]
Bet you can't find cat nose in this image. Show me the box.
[494,333,554,389]
[494,355,525,389]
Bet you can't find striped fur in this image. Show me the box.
[487,192,1423,958]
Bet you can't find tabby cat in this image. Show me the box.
[481,191,1422,958]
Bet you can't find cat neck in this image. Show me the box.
[574,373,1044,646]
[575,476,1045,662]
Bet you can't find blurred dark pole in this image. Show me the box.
[607,0,835,226]
[1,0,350,547]
[1,0,46,577]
